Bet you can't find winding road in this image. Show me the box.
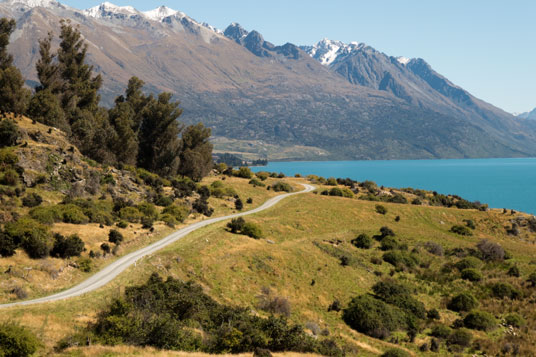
[0,183,315,308]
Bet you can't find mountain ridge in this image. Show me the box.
[2,0,536,160]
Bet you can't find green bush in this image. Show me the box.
[0,147,18,165]
[527,272,536,287]
[4,217,52,259]
[108,229,124,245]
[137,202,159,220]
[162,204,189,223]
[272,182,293,193]
[0,119,20,148]
[235,167,253,179]
[227,217,245,233]
[242,222,263,239]
[375,205,387,215]
[351,233,373,249]
[0,169,19,186]
[504,313,525,328]
[455,256,481,271]
[372,280,425,319]
[29,206,61,225]
[77,257,93,272]
[0,322,40,357]
[382,250,418,269]
[160,214,177,228]
[380,236,399,251]
[0,232,17,257]
[382,348,409,357]
[116,221,128,229]
[461,268,483,282]
[249,178,266,187]
[256,171,269,181]
[119,207,142,223]
[507,265,520,277]
[51,233,85,258]
[430,324,452,339]
[60,204,89,224]
[235,198,244,211]
[22,193,43,208]
[463,310,496,331]
[450,224,473,236]
[447,292,479,312]
[342,294,407,339]
[447,328,472,347]
[154,195,173,207]
[490,282,520,299]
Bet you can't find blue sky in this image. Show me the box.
[62,0,536,114]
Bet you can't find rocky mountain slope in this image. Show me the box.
[2,0,536,160]
[517,108,536,120]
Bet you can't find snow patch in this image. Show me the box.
[396,56,411,65]
[142,5,178,21]
[83,2,140,19]
[4,0,57,8]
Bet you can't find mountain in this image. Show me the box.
[517,108,536,120]
[2,0,536,160]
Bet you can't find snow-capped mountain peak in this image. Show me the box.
[142,5,180,21]
[3,0,58,8]
[300,38,366,66]
[83,2,140,19]
[396,56,411,65]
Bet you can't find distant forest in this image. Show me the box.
[0,18,212,181]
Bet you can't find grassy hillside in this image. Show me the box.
[2,117,536,356]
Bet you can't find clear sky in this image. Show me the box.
[62,0,535,114]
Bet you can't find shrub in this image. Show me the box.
[379,226,395,238]
[141,216,154,229]
[51,233,85,258]
[235,167,253,179]
[464,219,476,229]
[375,205,387,215]
[77,257,93,272]
[117,221,128,229]
[342,294,406,339]
[447,328,472,347]
[450,225,473,236]
[119,206,142,223]
[256,171,269,181]
[461,268,482,282]
[447,292,479,312]
[192,198,213,217]
[154,195,174,207]
[0,168,19,186]
[0,322,40,357]
[424,241,444,256]
[247,197,253,204]
[380,236,399,251]
[162,204,189,223]
[504,313,525,328]
[507,265,520,277]
[22,193,43,208]
[477,239,505,261]
[272,182,293,192]
[382,250,418,269]
[100,243,110,254]
[235,198,243,211]
[427,309,440,320]
[490,282,520,299]
[137,202,159,220]
[382,348,409,357]
[372,280,425,319]
[455,256,481,271]
[351,233,373,249]
[527,272,536,287]
[5,218,52,259]
[431,324,451,339]
[0,119,19,148]
[242,222,263,239]
[108,229,124,245]
[257,287,291,317]
[60,204,89,224]
[227,217,245,233]
[0,232,17,257]
[463,310,496,331]
[249,178,265,187]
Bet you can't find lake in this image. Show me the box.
[251,158,536,214]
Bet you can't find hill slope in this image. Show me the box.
[2,0,536,160]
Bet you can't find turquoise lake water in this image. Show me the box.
[251,158,536,214]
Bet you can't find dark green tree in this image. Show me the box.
[27,89,70,133]
[137,93,183,176]
[0,118,19,147]
[0,18,30,114]
[178,123,213,181]
[35,32,61,93]
[108,101,138,166]
[57,20,102,116]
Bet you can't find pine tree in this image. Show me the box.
[124,76,150,133]
[0,18,30,114]
[108,101,138,165]
[57,20,102,116]
[35,32,61,93]
[27,89,70,134]
[178,123,213,181]
[137,93,183,176]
